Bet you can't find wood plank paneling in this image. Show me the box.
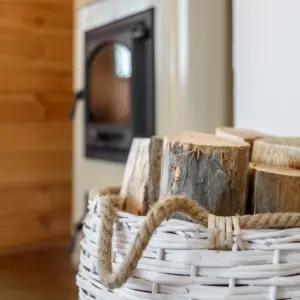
[0,0,72,251]
[0,69,72,93]
[0,208,70,250]
[0,33,72,71]
[0,122,72,152]
[0,151,71,187]
[0,183,71,216]
[0,248,77,300]
[0,3,72,40]
[0,92,72,123]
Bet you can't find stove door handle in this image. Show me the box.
[69,90,84,120]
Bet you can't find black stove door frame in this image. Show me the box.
[84,8,155,162]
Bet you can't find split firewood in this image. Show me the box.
[120,138,150,215]
[251,163,300,214]
[146,136,163,211]
[159,132,250,219]
[252,137,300,168]
[215,127,264,155]
[215,127,266,213]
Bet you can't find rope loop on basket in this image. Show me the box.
[96,188,300,290]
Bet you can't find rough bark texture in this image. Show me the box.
[146,136,163,212]
[120,138,150,215]
[159,132,250,220]
[251,163,300,214]
[252,137,300,168]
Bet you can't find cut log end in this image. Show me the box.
[215,127,264,146]
[251,163,300,214]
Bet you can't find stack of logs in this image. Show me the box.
[118,128,300,218]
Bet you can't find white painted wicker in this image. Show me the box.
[77,191,300,300]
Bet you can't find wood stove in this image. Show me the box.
[80,8,155,162]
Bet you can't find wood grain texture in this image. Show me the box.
[251,163,300,214]
[0,33,72,71]
[0,207,70,250]
[0,0,72,250]
[0,248,77,300]
[147,136,163,211]
[159,132,250,219]
[0,151,71,187]
[0,69,72,92]
[0,183,71,216]
[120,138,150,215]
[0,122,72,152]
[215,127,266,214]
[0,92,72,123]
[252,137,300,168]
[0,2,72,35]
[215,127,264,146]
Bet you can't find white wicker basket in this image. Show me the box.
[77,188,300,300]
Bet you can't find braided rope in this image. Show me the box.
[97,189,300,290]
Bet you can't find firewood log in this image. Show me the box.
[252,137,300,168]
[159,132,250,219]
[215,127,266,214]
[146,136,163,211]
[120,138,150,215]
[215,127,264,146]
[251,163,300,213]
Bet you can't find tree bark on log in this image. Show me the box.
[146,136,163,211]
[159,132,250,219]
[215,127,266,214]
[252,137,300,168]
[251,163,300,214]
[120,138,150,215]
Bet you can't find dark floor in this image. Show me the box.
[0,247,78,300]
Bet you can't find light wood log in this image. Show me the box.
[252,137,300,168]
[120,138,150,216]
[159,132,250,219]
[146,136,163,211]
[215,127,264,147]
[251,163,300,214]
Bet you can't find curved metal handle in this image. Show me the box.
[69,90,84,120]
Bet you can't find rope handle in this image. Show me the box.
[97,188,300,290]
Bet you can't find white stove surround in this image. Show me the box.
[72,0,232,225]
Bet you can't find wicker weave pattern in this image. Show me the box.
[77,195,300,300]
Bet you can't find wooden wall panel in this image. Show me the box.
[0,33,72,71]
[0,92,72,122]
[0,1,73,251]
[0,69,72,92]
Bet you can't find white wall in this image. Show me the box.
[233,0,300,136]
